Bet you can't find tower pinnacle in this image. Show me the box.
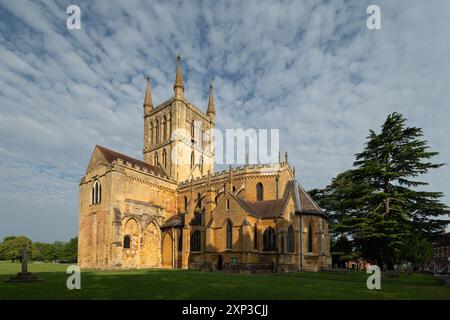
[207,79,215,121]
[174,55,184,99]
[143,75,153,110]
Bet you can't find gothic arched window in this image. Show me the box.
[201,129,205,149]
[191,151,195,169]
[150,122,154,145]
[254,224,258,250]
[190,230,201,252]
[263,227,276,252]
[168,112,172,138]
[226,221,232,250]
[154,152,158,166]
[287,225,295,253]
[308,224,313,253]
[155,119,160,143]
[196,192,202,208]
[123,235,131,249]
[191,120,195,141]
[162,149,167,169]
[184,196,188,211]
[178,229,183,252]
[256,182,264,201]
[163,115,167,141]
[92,180,101,204]
[200,156,204,174]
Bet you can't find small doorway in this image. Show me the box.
[162,233,173,268]
[217,255,223,271]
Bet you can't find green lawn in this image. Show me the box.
[0,261,448,299]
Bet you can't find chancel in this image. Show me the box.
[78,57,331,272]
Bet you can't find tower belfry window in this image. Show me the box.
[155,120,160,143]
[200,156,204,174]
[163,115,167,141]
[162,149,167,169]
[191,120,195,142]
[150,122,154,145]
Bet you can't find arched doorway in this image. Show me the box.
[162,233,173,268]
[140,222,161,268]
[217,255,223,271]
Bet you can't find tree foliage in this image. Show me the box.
[312,113,449,269]
[0,236,32,262]
[0,236,77,263]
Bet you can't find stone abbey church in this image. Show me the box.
[78,58,331,272]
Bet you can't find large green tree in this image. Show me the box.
[0,236,32,262]
[310,170,368,266]
[315,113,449,269]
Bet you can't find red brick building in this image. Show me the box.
[429,232,450,273]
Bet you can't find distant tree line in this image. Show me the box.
[309,113,449,270]
[0,236,77,263]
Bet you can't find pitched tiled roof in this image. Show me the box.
[236,198,285,219]
[281,180,324,216]
[96,145,166,178]
[234,180,326,219]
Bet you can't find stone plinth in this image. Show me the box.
[4,246,43,283]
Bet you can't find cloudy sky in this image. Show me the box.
[0,0,449,242]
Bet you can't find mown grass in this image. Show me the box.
[0,261,448,299]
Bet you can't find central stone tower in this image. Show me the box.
[143,56,215,182]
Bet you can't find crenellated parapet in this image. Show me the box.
[112,158,178,192]
[177,161,293,190]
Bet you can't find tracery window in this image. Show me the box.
[263,227,276,252]
[191,230,201,252]
[308,224,313,253]
[287,225,295,253]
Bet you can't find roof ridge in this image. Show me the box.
[95,145,167,179]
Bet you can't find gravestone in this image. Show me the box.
[4,246,43,282]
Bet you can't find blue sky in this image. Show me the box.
[0,0,449,242]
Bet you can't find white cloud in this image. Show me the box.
[0,0,449,241]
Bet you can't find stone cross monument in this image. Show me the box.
[4,245,43,283]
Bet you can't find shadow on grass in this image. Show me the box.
[1,266,449,300]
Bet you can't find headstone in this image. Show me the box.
[4,245,43,283]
